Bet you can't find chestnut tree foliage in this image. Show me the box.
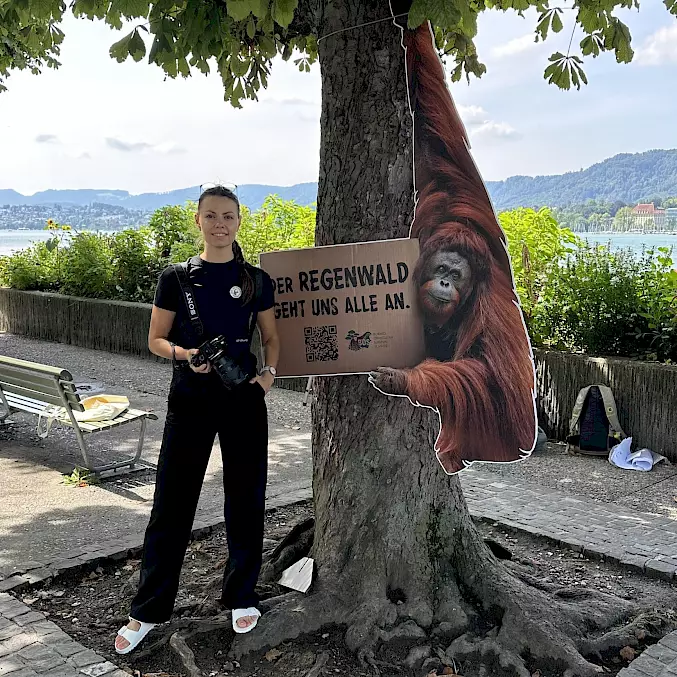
[1,0,674,99]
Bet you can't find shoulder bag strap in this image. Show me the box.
[173,262,205,340]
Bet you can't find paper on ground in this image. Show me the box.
[278,557,314,593]
[609,437,666,472]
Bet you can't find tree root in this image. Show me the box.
[462,553,646,677]
[259,517,314,584]
[169,632,203,677]
[446,634,531,677]
[578,611,675,660]
[303,651,329,677]
[230,591,343,659]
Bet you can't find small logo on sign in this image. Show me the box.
[230,286,242,299]
[346,330,372,351]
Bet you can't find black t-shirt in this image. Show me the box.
[154,256,275,379]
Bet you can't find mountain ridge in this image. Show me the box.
[3,149,676,212]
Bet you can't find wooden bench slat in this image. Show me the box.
[0,355,72,380]
[76,411,149,433]
[4,393,52,416]
[0,376,69,401]
[0,381,84,411]
[0,369,76,394]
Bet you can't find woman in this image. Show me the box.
[115,185,279,653]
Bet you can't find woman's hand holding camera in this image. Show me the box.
[250,371,274,395]
[187,348,211,374]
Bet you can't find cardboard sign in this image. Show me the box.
[259,239,425,377]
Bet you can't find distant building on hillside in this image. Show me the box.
[631,203,667,230]
[666,208,677,230]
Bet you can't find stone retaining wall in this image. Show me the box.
[2,288,675,459]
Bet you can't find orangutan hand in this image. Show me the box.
[368,367,408,396]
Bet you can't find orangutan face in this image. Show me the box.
[418,250,473,326]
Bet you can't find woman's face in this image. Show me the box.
[196,195,240,250]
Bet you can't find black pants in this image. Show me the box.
[130,373,268,623]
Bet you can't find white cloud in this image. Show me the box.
[635,24,677,66]
[457,105,489,126]
[491,34,537,58]
[106,137,153,152]
[35,134,59,144]
[457,106,521,142]
[472,121,522,141]
[106,137,186,155]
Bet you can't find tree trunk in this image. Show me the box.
[226,3,667,672]
[311,0,485,646]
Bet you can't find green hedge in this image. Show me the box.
[2,205,676,364]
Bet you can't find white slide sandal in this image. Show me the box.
[232,607,261,634]
[115,618,157,654]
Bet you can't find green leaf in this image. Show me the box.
[551,10,563,33]
[407,0,429,28]
[109,30,134,62]
[226,0,254,22]
[535,11,552,41]
[271,0,297,27]
[259,34,276,57]
[128,29,146,61]
[250,0,268,18]
[230,55,249,76]
[113,0,149,18]
[666,0,677,15]
[580,34,601,57]
[246,17,256,39]
[28,0,56,20]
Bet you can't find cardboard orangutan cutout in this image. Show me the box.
[368,21,538,475]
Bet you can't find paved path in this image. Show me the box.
[0,593,127,677]
[619,633,677,677]
[459,470,677,580]
[0,333,312,580]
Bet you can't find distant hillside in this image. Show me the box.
[485,149,677,210]
[0,183,318,213]
[3,149,677,213]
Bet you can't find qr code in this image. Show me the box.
[304,325,339,362]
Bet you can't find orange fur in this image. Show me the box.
[402,24,537,473]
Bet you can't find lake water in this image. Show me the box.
[1,229,676,259]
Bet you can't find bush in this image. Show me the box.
[238,196,315,264]
[0,198,316,303]
[148,204,201,264]
[109,228,159,303]
[531,243,672,359]
[60,232,115,298]
[0,240,60,291]
[499,207,579,338]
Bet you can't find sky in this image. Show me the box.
[1,3,676,195]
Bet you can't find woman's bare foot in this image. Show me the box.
[115,620,140,652]
[235,615,258,630]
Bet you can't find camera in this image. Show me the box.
[190,335,249,389]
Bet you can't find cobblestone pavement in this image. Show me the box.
[0,593,127,677]
[460,469,677,580]
[619,632,677,677]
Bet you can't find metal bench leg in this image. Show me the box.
[72,424,95,471]
[84,417,152,477]
[131,417,147,466]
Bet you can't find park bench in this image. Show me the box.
[0,354,157,476]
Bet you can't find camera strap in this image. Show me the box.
[173,262,205,340]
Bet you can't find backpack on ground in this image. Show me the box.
[566,385,626,456]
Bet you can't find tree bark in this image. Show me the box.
[312,0,482,644]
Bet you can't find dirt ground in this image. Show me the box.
[10,499,677,677]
